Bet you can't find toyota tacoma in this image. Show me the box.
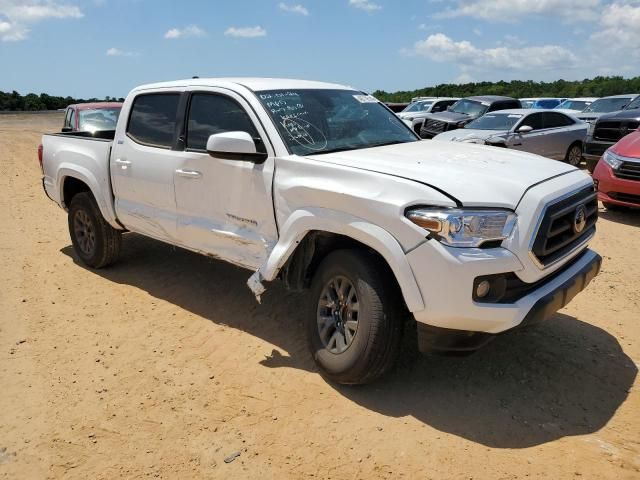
[40,78,601,384]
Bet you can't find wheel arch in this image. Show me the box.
[57,166,121,229]
[258,208,425,312]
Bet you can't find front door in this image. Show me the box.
[509,112,548,157]
[173,89,278,270]
[111,92,184,242]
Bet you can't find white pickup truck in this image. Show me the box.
[41,78,601,384]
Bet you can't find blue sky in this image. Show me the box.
[1,0,639,98]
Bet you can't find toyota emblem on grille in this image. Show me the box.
[573,205,587,234]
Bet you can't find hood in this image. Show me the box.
[304,141,576,208]
[576,112,603,122]
[597,108,640,122]
[398,111,430,120]
[612,130,640,158]
[425,110,472,124]
[555,108,581,115]
[432,129,509,144]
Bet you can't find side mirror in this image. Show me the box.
[61,126,73,132]
[206,131,267,163]
[517,125,533,134]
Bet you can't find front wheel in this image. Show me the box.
[68,192,122,268]
[565,142,583,166]
[307,250,403,385]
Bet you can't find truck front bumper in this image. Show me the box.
[407,240,601,353]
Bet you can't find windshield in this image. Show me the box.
[556,100,590,111]
[78,107,121,132]
[521,100,535,108]
[449,99,488,116]
[465,113,522,130]
[583,97,632,113]
[402,100,433,113]
[257,89,417,156]
[624,96,640,110]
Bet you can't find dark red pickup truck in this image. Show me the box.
[593,129,640,209]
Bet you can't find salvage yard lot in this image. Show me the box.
[1,114,639,479]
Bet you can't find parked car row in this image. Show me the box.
[432,109,586,165]
[395,91,640,172]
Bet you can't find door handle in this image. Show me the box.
[175,169,202,179]
[115,159,131,169]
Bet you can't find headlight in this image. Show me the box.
[602,149,624,170]
[587,122,595,136]
[406,208,517,247]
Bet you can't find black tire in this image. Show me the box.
[565,142,583,166]
[307,249,403,385]
[68,192,121,268]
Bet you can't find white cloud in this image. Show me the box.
[590,2,640,58]
[106,47,138,57]
[349,0,382,12]
[407,33,578,72]
[0,0,82,41]
[224,25,267,38]
[278,2,309,15]
[164,25,205,39]
[433,0,601,23]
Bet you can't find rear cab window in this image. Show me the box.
[127,93,181,148]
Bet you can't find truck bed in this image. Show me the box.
[41,131,120,228]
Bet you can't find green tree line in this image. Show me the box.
[0,91,125,111]
[373,76,640,103]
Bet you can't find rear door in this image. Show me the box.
[172,88,278,269]
[509,112,549,156]
[541,112,575,159]
[110,92,184,241]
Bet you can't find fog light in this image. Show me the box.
[475,280,491,299]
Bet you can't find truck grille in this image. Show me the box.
[423,119,447,134]
[531,186,598,267]
[593,121,639,142]
[614,160,640,181]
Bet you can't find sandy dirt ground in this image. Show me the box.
[0,113,639,479]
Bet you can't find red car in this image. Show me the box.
[593,129,640,209]
[61,102,122,133]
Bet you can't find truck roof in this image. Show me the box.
[133,77,355,93]
[68,102,123,110]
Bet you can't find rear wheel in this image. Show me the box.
[307,250,403,385]
[68,192,121,268]
[565,142,583,166]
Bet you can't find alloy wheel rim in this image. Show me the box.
[317,275,359,354]
[73,209,96,256]
[569,146,582,166]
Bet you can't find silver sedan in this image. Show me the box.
[432,109,588,165]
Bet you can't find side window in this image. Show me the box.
[519,113,544,131]
[487,102,504,112]
[127,93,180,148]
[543,112,574,129]
[186,93,261,151]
